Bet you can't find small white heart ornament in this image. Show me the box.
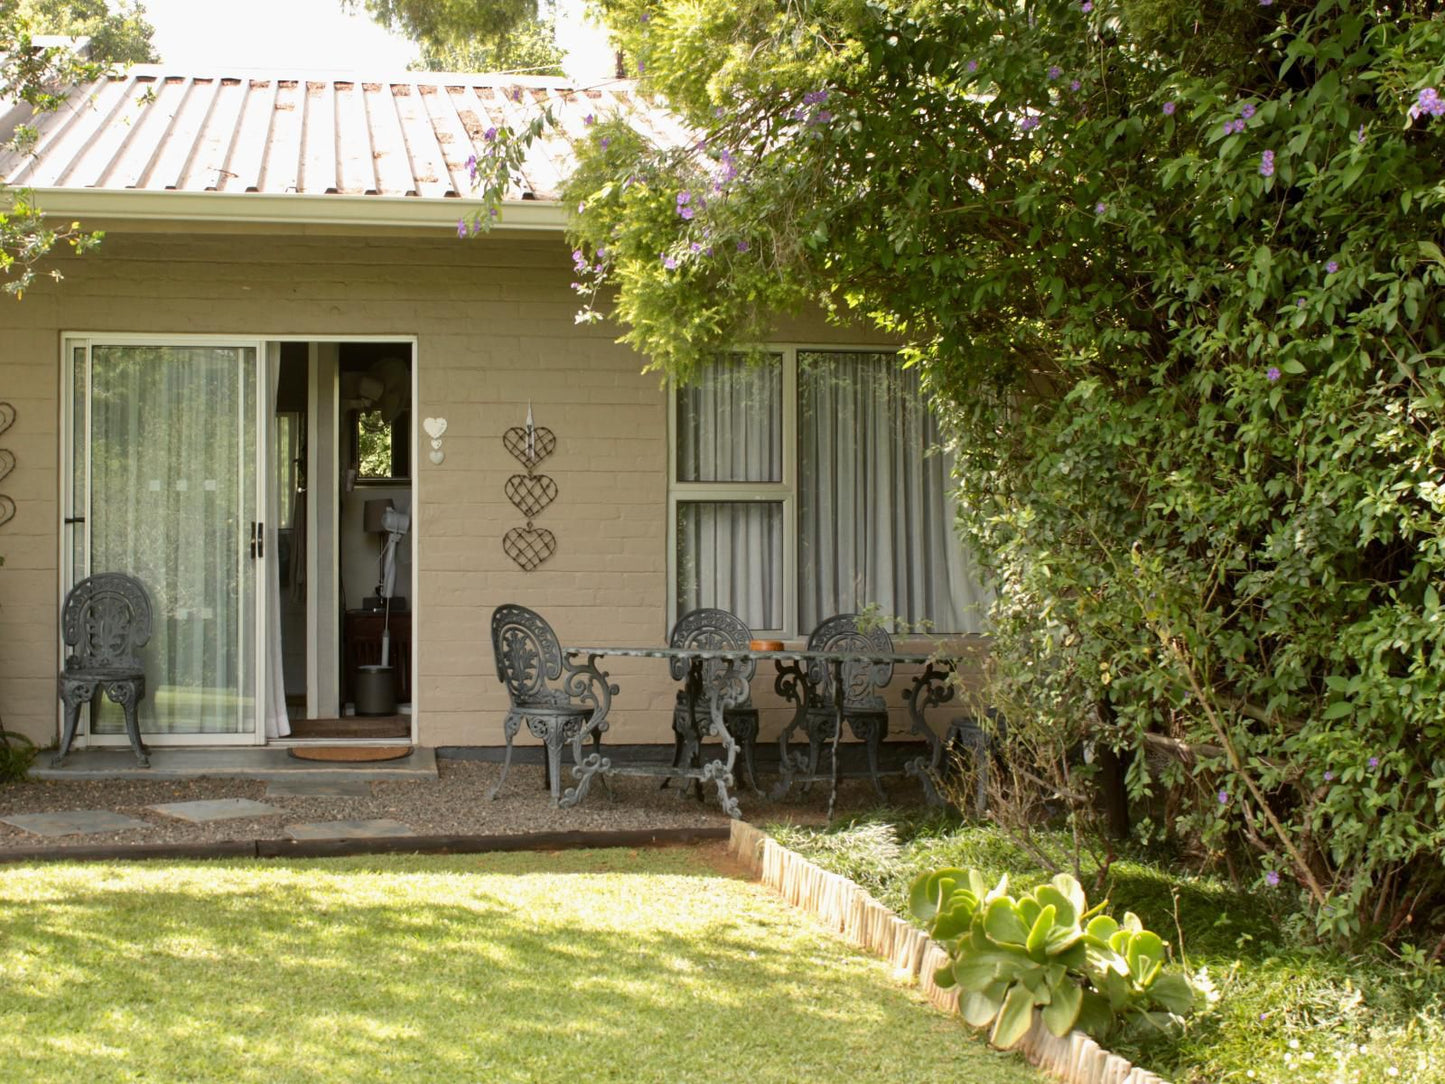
[422,417,448,440]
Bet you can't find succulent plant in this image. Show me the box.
[910,868,1197,1048]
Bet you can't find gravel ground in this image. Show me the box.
[0,758,924,851]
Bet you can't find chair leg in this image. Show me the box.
[489,715,521,800]
[53,689,86,767]
[544,726,567,806]
[865,724,885,801]
[661,725,686,790]
[113,682,149,768]
[802,727,824,797]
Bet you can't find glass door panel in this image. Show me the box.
[75,343,260,739]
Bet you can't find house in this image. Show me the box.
[0,64,989,763]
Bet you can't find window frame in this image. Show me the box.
[669,343,941,640]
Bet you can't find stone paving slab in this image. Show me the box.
[285,819,415,840]
[147,798,283,823]
[1,811,151,837]
[265,780,374,798]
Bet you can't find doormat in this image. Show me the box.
[288,746,413,763]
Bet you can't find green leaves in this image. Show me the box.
[915,867,1195,1047]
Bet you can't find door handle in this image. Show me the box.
[249,521,265,560]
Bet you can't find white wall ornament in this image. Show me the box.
[422,416,447,464]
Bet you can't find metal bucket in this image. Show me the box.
[354,665,397,716]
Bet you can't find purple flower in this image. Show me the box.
[1259,0,1273,5]
[600,137,610,150]
[803,90,830,106]
[637,60,645,75]
[456,218,468,238]
[966,59,978,73]
[1259,149,1275,177]
[1265,870,1280,887]
[1048,65,1062,81]
[571,249,588,272]
[1019,115,1041,132]
[1411,87,1445,119]
[483,127,497,142]
[1323,771,1334,782]
[1296,297,1306,307]
[1240,102,1256,119]
[1368,756,1379,769]
[661,254,677,269]
[736,239,750,253]
[690,242,702,253]
[1218,789,1230,806]
[1094,201,1107,214]
[1326,259,1339,274]
[1356,125,1366,143]
[1223,119,1241,136]
[1080,0,1092,10]
[584,113,595,126]
[677,191,692,206]
[511,88,522,102]
[640,10,650,21]
[1266,366,1281,382]
[679,206,695,220]
[1162,100,1176,115]
[1070,79,1081,92]
[465,154,478,174]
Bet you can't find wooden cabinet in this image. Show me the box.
[344,609,412,706]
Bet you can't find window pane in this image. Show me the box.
[676,355,782,482]
[797,350,989,633]
[676,501,783,632]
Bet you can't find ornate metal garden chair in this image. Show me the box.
[667,608,761,794]
[55,572,153,767]
[489,604,614,804]
[779,612,894,799]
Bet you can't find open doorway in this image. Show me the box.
[271,340,414,742]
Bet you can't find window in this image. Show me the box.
[351,408,410,481]
[669,348,990,636]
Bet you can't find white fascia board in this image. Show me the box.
[27,188,569,232]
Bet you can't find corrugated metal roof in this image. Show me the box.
[0,67,687,204]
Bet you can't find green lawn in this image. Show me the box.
[0,848,1038,1083]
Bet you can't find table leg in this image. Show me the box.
[902,660,956,807]
[698,657,742,819]
[826,658,845,822]
[559,653,617,809]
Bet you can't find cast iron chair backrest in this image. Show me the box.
[491,604,569,708]
[805,613,893,712]
[62,573,152,674]
[668,607,757,705]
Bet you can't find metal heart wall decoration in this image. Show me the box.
[0,496,14,530]
[504,473,558,519]
[502,426,556,469]
[422,416,447,440]
[0,402,15,437]
[503,525,557,572]
[0,449,13,485]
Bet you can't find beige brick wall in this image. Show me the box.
[0,225,969,753]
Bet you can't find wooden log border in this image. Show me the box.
[728,820,1169,1084]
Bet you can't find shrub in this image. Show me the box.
[910,867,1199,1048]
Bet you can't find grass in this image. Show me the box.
[0,847,1040,1084]
[770,812,1445,1083]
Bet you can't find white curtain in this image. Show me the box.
[265,352,291,738]
[676,502,783,630]
[797,350,990,634]
[88,345,255,735]
[675,357,784,630]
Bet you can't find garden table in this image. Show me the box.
[559,645,961,821]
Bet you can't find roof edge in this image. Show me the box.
[28,189,569,232]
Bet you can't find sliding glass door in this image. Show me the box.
[64,339,264,743]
